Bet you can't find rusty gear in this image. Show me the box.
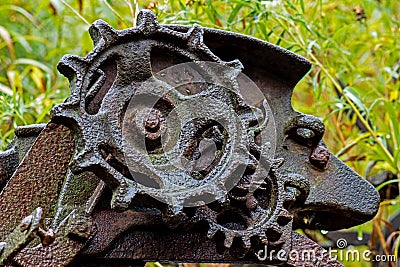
[52,10,305,250]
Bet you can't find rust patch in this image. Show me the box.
[0,123,74,239]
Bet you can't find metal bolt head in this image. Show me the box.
[144,110,161,132]
[309,145,330,169]
[130,107,164,141]
[68,215,92,240]
[37,228,56,246]
[143,109,163,140]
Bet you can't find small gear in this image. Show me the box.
[194,158,309,252]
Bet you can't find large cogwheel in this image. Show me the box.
[51,10,303,251]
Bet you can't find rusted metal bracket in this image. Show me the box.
[0,10,380,267]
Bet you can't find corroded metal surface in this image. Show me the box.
[12,210,95,267]
[164,24,380,230]
[75,209,342,266]
[0,10,380,267]
[50,10,303,255]
[0,123,74,240]
[289,232,343,267]
[73,230,342,266]
[0,124,46,191]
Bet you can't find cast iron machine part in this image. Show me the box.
[0,10,379,267]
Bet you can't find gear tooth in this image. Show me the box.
[137,9,160,35]
[51,100,80,119]
[164,198,184,217]
[89,19,118,46]
[207,227,218,239]
[216,179,226,188]
[215,192,228,203]
[241,236,251,249]
[70,148,96,173]
[202,206,217,220]
[221,59,243,83]
[216,194,229,205]
[161,203,185,229]
[224,233,235,248]
[187,24,204,48]
[225,59,243,72]
[170,203,183,216]
[57,55,87,81]
[214,184,229,205]
[111,181,138,211]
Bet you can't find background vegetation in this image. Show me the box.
[0,0,399,266]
